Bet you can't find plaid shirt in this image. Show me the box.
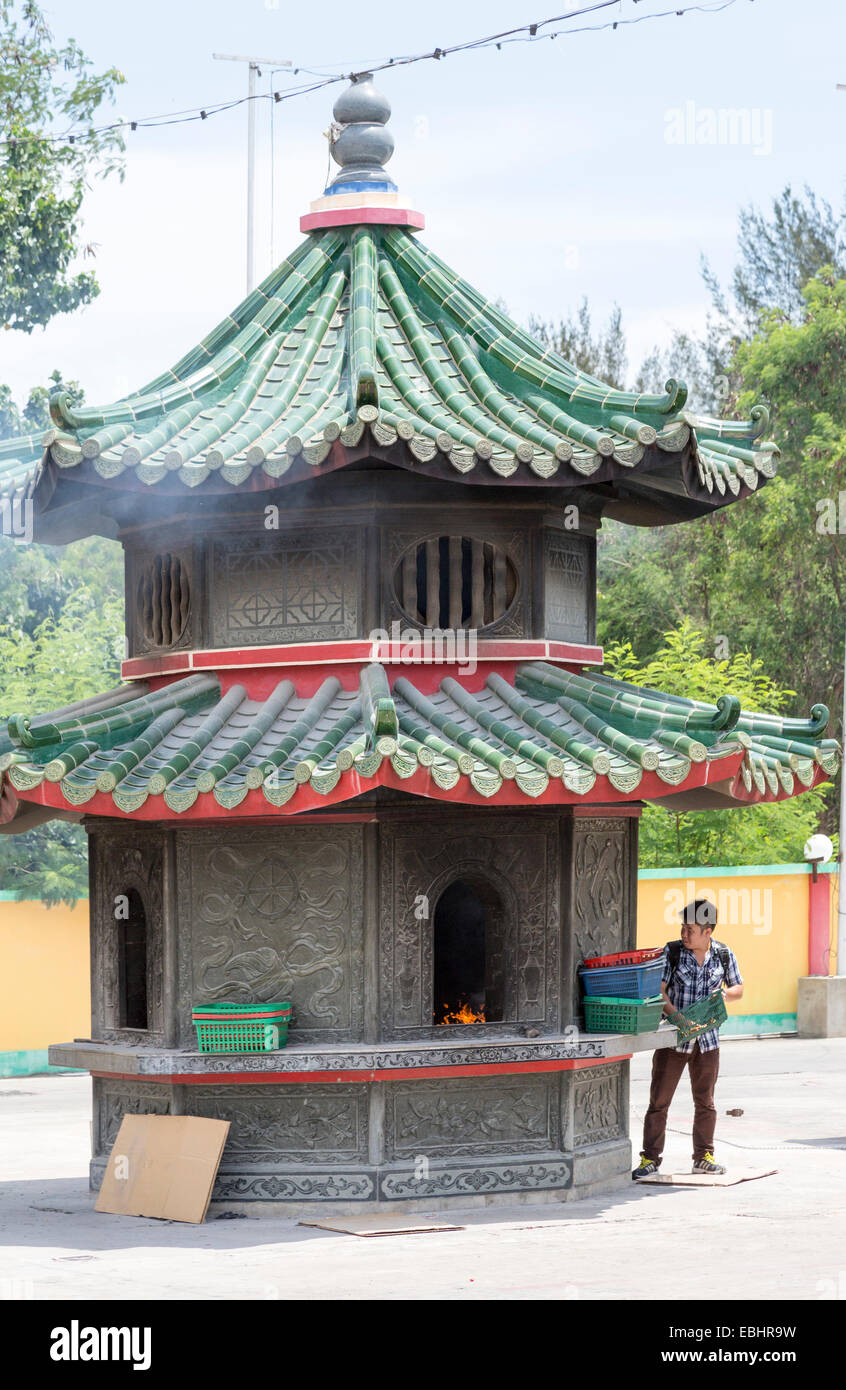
[662,939,743,1054]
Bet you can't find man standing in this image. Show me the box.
[633,898,744,1179]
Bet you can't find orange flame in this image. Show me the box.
[438,999,486,1025]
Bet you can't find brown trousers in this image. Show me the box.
[642,1042,720,1163]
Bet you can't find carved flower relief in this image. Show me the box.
[396,1091,548,1147]
[574,1071,622,1145]
[226,1100,357,1155]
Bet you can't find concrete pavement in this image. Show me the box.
[1,1036,844,1300]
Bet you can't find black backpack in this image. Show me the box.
[665,938,730,985]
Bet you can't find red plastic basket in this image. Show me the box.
[582,945,664,970]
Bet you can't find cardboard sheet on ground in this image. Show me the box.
[299,1213,464,1236]
[95,1114,230,1223]
[637,1167,777,1187]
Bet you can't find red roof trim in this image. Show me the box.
[300,207,426,232]
[121,638,604,682]
[91,1055,632,1085]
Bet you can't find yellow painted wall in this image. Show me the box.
[636,870,838,1020]
[0,897,90,1052]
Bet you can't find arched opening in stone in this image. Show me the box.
[118,888,148,1031]
[433,876,505,1024]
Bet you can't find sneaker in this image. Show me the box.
[632,1155,661,1180]
[692,1151,726,1174]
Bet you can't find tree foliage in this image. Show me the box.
[0,820,88,906]
[0,0,125,331]
[0,557,123,906]
[604,623,832,868]
[529,299,627,390]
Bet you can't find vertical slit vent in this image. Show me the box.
[138,553,190,648]
[398,537,515,630]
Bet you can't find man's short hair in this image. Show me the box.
[682,897,717,928]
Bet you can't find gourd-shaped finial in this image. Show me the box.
[326,73,396,193]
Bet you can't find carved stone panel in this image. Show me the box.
[571,818,632,1019]
[382,526,529,638]
[184,1084,369,1164]
[380,1156,573,1201]
[572,1062,624,1148]
[385,1074,557,1159]
[176,826,364,1045]
[92,1078,172,1156]
[544,532,591,643]
[380,816,559,1038]
[89,826,165,1045]
[213,1169,376,1203]
[210,529,361,646]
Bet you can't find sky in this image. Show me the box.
[4,0,846,407]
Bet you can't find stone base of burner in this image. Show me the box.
[88,1143,632,1216]
[85,1061,641,1212]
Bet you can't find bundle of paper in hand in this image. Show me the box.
[672,991,728,1044]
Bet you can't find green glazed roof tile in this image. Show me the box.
[0,228,778,517]
[0,663,835,827]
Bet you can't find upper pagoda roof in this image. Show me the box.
[0,78,778,535]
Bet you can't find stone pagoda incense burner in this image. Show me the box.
[0,75,836,1212]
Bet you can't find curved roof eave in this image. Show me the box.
[0,226,778,527]
[0,661,834,830]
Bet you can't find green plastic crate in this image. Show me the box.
[191,1001,292,1054]
[583,994,664,1034]
[193,1018,289,1053]
[673,990,728,1042]
[191,1002,292,1019]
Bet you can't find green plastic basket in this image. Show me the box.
[673,990,728,1042]
[191,1001,292,1054]
[583,994,664,1034]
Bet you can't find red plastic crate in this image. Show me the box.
[582,945,664,970]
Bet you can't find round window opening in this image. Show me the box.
[393,537,517,630]
[137,553,190,648]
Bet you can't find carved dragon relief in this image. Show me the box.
[571,822,631,1016]
[176,827,364,1043]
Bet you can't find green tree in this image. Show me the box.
[604,622,832,868]
[0,7,126,903]
[0,820,87,905]
[0,0,125,332]
[0,581,123,906]
[0,584,123,708]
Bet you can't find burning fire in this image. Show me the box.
[438,999,486,1025]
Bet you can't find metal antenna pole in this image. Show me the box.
[247,60,257,292]
[213,53,291,292]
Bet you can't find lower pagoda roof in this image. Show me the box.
[0,662,836,829]
[0,226,778,533]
